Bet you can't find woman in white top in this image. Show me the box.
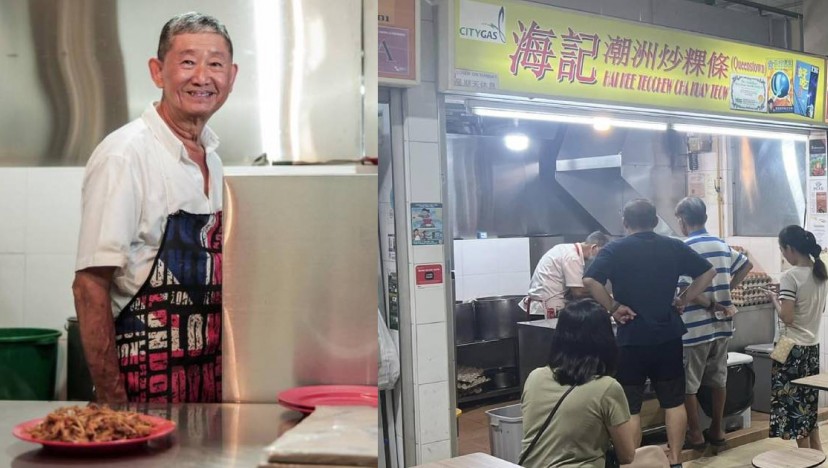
[768,225,828,450]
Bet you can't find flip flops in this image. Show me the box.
[703,428,727,447]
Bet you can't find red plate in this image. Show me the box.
[277,400,315,415]
[277,385,378,412]
[12,415,176,454]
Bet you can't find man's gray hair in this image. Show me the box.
[623,198,659,230]
[675,196,708,227]
[585,231,610,247]
[157,12,233,60]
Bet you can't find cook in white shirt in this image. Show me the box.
[522,231,610,318]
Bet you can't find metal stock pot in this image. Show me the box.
[474,295,528,340]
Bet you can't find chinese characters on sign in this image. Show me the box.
[452,0,825,123]
[509,26,732,102]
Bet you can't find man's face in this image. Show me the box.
[149,33,237,122]
[585,244,602,260]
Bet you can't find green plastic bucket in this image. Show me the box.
[0,328,62,400]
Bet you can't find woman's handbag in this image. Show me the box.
[605,446,619,468]
[770,335,796,363]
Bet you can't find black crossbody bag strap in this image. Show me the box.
[518,385,576,466]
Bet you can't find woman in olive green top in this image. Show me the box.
[521,299,667,468]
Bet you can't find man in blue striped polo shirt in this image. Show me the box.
[675,197,752,450]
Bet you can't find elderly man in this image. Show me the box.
[72,12,238,403]
[674,197,752,450]
[522,231,610,318]
[583,199,716,467]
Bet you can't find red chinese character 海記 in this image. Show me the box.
[509,20,557,80]
[558,28,600,84]
[631,40,659,69]
[707,51,729,79]
[604,35,632,66]
[682,48,708,76]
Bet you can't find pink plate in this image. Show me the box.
[277,399,315,415]
[12,415,176,454]
[277,385,378,412]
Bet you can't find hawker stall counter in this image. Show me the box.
[1,400,301,467]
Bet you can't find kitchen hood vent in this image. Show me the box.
[554,125,686,236]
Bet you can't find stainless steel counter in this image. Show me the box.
[1,401,302,467]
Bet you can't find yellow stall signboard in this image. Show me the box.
[449,0,826,125]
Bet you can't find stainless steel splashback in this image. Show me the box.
[729,137,806,236]
[1,0,372,166]
[222,172,378,403]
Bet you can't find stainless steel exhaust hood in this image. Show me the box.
[554,125,686,236]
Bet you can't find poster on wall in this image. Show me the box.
[688,172,706,198]
[809,180,827,214]
[809,215,828,251]
[807,137,828,248]
[444,0,827,125]
[810,139,827,177]
[379,0,418,84]
[387,273,399,329]
[411,202,444,245]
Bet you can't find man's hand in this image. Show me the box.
[672,296,686,315]
[711,301,729,316]
[612,304,637,324]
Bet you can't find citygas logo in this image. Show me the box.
[458,0,506,44]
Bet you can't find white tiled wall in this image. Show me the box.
[453,238,531,301]
[394,1,454,463]
[0,167,85,400]
[725,237,784,278]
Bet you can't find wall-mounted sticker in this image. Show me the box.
[411,203,443,245]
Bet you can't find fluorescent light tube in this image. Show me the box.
[471,108,667,131]
[473,108,593,125]
[673,123,809,142]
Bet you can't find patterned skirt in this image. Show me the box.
[770,344,820,440]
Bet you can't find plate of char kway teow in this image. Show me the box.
[13,404,176,454]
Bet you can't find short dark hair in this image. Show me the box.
[622,198,658,231]
[779,225,827,281]
[157,12,233,60]
[547,299,618,385]
[585,231,610,247]
[675,197,708,227]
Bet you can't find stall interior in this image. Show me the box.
[446,98,807,421]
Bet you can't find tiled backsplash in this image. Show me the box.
[725,236,784,279]
[0,167,85,399]
[453,238,530,301]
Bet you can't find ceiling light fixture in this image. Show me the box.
[672,123,809,142]
[503,133,530,151]
[592,117,611,132]
[472,107,667,131]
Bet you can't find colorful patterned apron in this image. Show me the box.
[114,210,222,402]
